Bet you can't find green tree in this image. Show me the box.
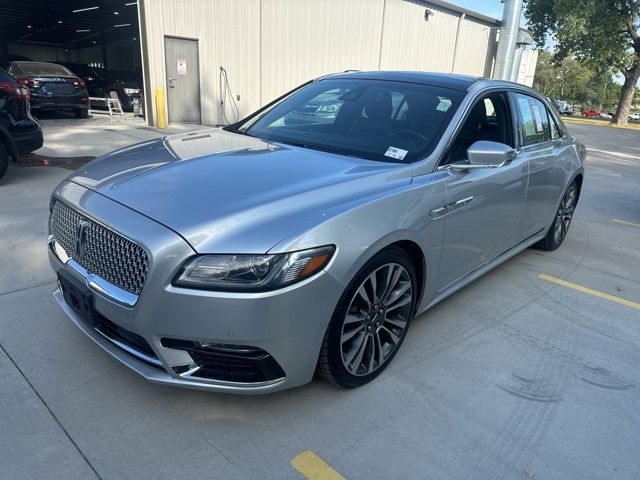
[524,0,640,125]
[533,51,617,109]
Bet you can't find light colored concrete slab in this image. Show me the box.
[0,346,97,480]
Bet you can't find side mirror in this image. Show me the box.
[451,141,517,171]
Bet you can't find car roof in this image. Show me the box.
[324,70,482,91]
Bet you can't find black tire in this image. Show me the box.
[75,108,89,119]
[317,246,418,388]
[0,142,8,181]
[533,180,578,251]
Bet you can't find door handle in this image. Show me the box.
[454,196,474,207]
[168,78,176,88]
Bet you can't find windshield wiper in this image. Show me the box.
[227,127,256,138]
[277,140,364,159]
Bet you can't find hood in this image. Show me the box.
[68,128,411,253]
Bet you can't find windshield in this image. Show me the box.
[235,78,464,163]
[17,62,74,77]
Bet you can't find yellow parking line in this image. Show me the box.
[291,451,346,480]
[612,218,640,228]
[538,274,640,310]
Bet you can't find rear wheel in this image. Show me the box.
[317,246,417,388]
[534,180,578,251]
[75,108,89,119]
[0,143,8,181]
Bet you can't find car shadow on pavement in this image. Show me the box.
[16,153,95,170]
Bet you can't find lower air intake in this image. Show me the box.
[162,338,285,383]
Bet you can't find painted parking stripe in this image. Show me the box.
[612,218,640,228]
[586,148,640,160]
[291,451,346,480]
[539,274,640,310]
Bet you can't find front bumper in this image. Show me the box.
[12,126,43,155]
[48,181,343,394]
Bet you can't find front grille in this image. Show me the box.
[49,201,149,295]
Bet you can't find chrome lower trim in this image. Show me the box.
[94,328,164,368]
[49,236,139,307]
[177,366,285,388]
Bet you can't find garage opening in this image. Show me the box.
[0,0,144,117]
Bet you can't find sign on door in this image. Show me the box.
[177,58,187,75]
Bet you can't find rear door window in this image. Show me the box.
[514,93,551,146]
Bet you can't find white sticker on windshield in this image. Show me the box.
[436,97,452,112]
[385,146,408,160]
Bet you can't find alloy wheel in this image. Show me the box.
[553,184,577,245]
[340,263,413,376]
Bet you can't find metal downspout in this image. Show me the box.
[493,0,523,80]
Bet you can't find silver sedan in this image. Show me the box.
[48,71,585,394]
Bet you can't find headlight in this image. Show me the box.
[174,245,335,291]
[123,88,140,94]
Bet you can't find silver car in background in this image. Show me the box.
[48,71,585,394]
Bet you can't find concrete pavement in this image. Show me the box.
[0,120,639,479]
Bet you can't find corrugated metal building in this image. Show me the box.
[138,0,537,127]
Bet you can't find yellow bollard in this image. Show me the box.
[155,86,168,129]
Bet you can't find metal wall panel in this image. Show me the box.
[452,17,497,77]
[141,0,512,126]
[379,1,459,72]
[142,0,261,127]
[517,48,538,87]
[260,0,385,104]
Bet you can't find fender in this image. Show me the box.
[0,124,20,161]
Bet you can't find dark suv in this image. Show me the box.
[0,68,43,181]
[6,61,89,118]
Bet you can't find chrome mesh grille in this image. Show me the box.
[49,201,149,295]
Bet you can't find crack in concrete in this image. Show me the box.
[0,343,102,479]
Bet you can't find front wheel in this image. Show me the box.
[534,180,578,251]
[317,246,417,388]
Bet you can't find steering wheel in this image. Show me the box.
[391,130,429,146]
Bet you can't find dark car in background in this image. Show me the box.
[62,63,142,112]
[0,67,43,181]
[0,54,32,70]
[283,89,345,125]
[6,61,89,118]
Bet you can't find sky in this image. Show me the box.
[449,1,532,34]
[449,0,505,21]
